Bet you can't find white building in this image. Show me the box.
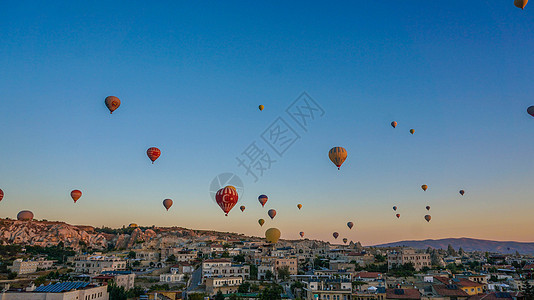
[160,271,185,283]
[0,282,108,300]
[74,255,127,275]
[201,259,249,282]
[387,249,431,271]
[205,276,242,296]
[9,259,54,275]
[93,271,135,290]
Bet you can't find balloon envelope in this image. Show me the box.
[421,185,428,191]
[396,213,400,218]
[343,238,348,244]
[299,232,304,238]
[393,206,397,211]
[333,232,339,239]
[347,222,354,229]
[215,187,239,216]
[17,210,34,221]
[147,147,161,164]
[528,106,534,117]
[163,199,173,211]
[410,129,415,134]
[268,209,277,219]
[391,121,397,128]
[265,228,281,243]
[515,0,528,9]
[426,206,430,211]
[258,195,268,207]
[328,147,348,170]
[459,190,465,196]
[258,219,265,226]
[240,205,245,212]
[105,96,121,114]
[297,204,302,210]
[71,190,82,203]
[424,215,431,222]
[0,189,4,202]
[259,105,264,111]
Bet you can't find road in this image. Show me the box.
[187,266,203,292]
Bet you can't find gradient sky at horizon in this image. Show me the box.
[1,1,534,245]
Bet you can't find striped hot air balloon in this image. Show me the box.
[215,187,239,216]
[0,189,4,202]
[147,147,161,164]
[328,147,348,170]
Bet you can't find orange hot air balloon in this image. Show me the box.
[258,219,265,226]
[265,228,281,243]
[424,215,431,222]
[421,185,428,191]
[105,96,121,114]
[393,206,397,211]
[0,189,4,202]
[343,238,348,244]
[391,121,397,128]
[17,210,34,221]
[333,232,339,239]
[163,199,173,211]
[347,222,354,229]
[259,105,264,111]
[268,209,277,219]
[258,195,268,207]
[515,0,528,9]
[147,147,161,164]
[459,190,465,196]
[329,147,348,170]
[396,213,400,218]
[426,206,430,211]
[71,190,82,203]
[240,205,245,212]
[297,204,302,210]
[299,231,304,238]
[410,129,415,134]
[215,187,239,216]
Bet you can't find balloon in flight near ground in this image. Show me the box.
[396,213,400,219]
[343,238,348,244]
[265,228,281,243]
[105,96,121,114]
[299,232,304,238]
[268,209,277,219]
[424,215,431,222]
[215,187,239,216]
[347,222,354,229]
[17,210,34,221]
[163,199,173,211]
[393,206,397,211]
[147,147,161,164]
[297,204,302,210]
[426,206,430,211]
[0,189,4,202]
[421,185,428,191]
[410,129,415,134]
[333,232,339,239]
[258,195,268,207]
[258,219,265,227]
[259,105,264,111]
[528,106,534,117]
[459,190,465,196]
[328,147,348,170]
[240,205,245,212]
[515,0,528,9]
[391,121,397,128]
[71,190,82,203]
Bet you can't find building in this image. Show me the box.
[9,259,54,275]
[0,282,108,300]
[434,276,484,296]
[201,259,249,282]
[303,278,352,300]
[74,255,127,274]
[385,288,421,300]
[258,265,276,280]
[160,269,185,283]
[93,271,135,290]
[170,263,194,274]
[205,276,242,296]
[275,258,298,276]
[387,249,430,271]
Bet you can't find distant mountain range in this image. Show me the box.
[373,238,534,255]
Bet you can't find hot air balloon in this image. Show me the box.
[347,222,354,229]
[396,213,400,218]
[424,215,431,222]
[240,205,245,212]
[393,206,397,211]
[258,195,268,207]
[129,223,138,228]
[410,129,415,134]
[71,190,82,203]
[515,0,528,9]
[268,209,277,219]
[215,187,239,216]
[105,96,121,114]
[421,185,428,191]
[17,210,34,221]
[459,190,465,196]
[163,199,173,211]
[297,204,302,210]
[528,106,534,117]
[299,232,304,238]
[226,186,237,192]
[258,219,265,227]
[391,121,397,128]
[333,232,339,239]
[329,147,347,170]
[147,147,161,164]
[343,238,348,244]
[0,189,4,202]
[259,105,264,111]
[426,206,430,211]
[265,228,281,243]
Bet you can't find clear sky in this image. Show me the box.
[1,1,534,245]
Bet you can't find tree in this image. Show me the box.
[265,270,274,281]
[108,283,127,300]
[215,291,225,300]
[458,247,465,256]
[277,266,290,282]
[374,254,386,263]
[128,251,136,259]
[221,251,230,258]
[233,254,246,263]
[167,254,176,263]
[238,282,251,293]
[447,244,457,257]
[189,293,208,300]
[260,285,283,300]
[250,264,258,279]
[522,278,534,300]
[7,271,17,280]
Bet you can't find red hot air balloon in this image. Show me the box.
[268,209,277,219]
[396,213,400,218]
[258,195,268,207]
[163,199,173,211]
[424,215,431,222]
[333,232,339,239]
[459,190,465,196]
[147,147,161,164]
[347,222,354,229]
[240,205,245,212]
[105,96,121,114]
[299,232,304,238]
[71,190,82,203]
[215,187,239,216]
[426,206,430,211]
[0,189,3,202]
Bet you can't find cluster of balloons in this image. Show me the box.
[391,121,415,135]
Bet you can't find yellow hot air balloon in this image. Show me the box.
[258,219,265,227]
[265,228,281,243]
[259,105,264,111]
[515,0,528,9]
[329,147,348,170]
[421,185,428,191]
[297,204,302,210]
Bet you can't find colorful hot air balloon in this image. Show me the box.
[396,213,400,219]
[258,219,265,227]
[259,105,264,111]
[421,185,428,191]
[0,189,4,202]
[268,209,277,219]
[426,206,430,211]
[17,210,34,221]
[424,215,431,222]
[393,206,397,211]
[71,190,82,203]
[515,0,528,9]
[226,186,237,192]
[163,199,173,211]
[258,195,268,207]
[459,190,465,196]
[147,147,161,164]
[333,232,339,239]
[391,121,397,128]
[299,232,304,238]
[215,187,239,216]
[297,204,302,210]
[240,205,245,212]
[347,222,354,229]
[343,238,348,244]
[329,147,347,170]
[528,106,534,117]
[265,228,281,243]
[105,96,121,114]
[410,129,415,134]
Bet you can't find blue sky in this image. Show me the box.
[1,1,534,245]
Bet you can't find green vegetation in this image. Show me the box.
[259,284,283,300]
[277,266,290,282]
[108,284,145,300]
[238,282,251,293]
[188,293,208,300]
[25,245,75,263]
[388,262,416,277]
[216,291,225,300]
